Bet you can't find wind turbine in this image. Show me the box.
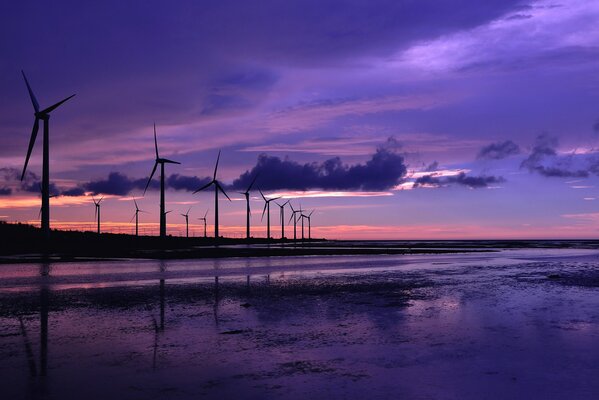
[239,174,259,239]
[260,189,281,240]
[92,196,103,234]
[130,198,146,236]
[20,71,75,237]
[275,200,290,239]
[193,151,231,239]
[197,209,208,238]
[180,207,192,238]
[143,123,180,238]
[303,210,315,240]
[288,202,302,241]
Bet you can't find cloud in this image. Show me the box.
[414,172,504,189]
[477,140,520,160]
[231,137,407,191]
[593,119,599,133]
[521,133,588,178]
[84,172,150,196]
[0,187,11,195]
[424,161,439,172]
[166,174,210,192]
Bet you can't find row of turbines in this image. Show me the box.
[20,71,316,241]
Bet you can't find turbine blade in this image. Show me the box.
[21,118,40,180]
[38,207,42,220]
[21,71,39,112]
[247,173,259,192]
[204,209,209,218]
[289,203,295,212]
[134,198,138,210]
[40,94,75,114]
[217,182,231,201]
[259,189,266,201]
[154,123,159,159]
[261,202,267,221]
[213,150,221,180]
[161,158,181,165]
[144,162,158,195]
[94,205,97,220]
[130,213,136,223]
[193,180,214,194]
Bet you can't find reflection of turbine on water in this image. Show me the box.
[151,261,167,369]
[213,259,221,326]
[19,263,51,380]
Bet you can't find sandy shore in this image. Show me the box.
[1,249,599,399]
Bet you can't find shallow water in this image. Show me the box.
[1,249,598,399]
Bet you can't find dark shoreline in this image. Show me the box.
[1,221,599,264]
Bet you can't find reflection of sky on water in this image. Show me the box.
[1,250,599,399]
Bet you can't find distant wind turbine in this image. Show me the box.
[130,198,146,236]
[180,207,192,238]
[288,202,302,241]
[21,71,75,237]
[275,200,290,239]
[193,151,231,239]
[197,209,208,238]
[260,189,281,240]
[303,210,314,240]
[92,196,103,234]
[143,123,180,238]
[239,174,259,239]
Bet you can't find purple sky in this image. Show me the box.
[2,0,599,239]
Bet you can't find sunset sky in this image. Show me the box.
[1,0,599,239]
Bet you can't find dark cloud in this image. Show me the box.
[0,167,87,196]
[231,137,407,191]
[477,140,520,160]
[521,133,588,178]
[0,187,11,195]
[424,161,439,172]
[414,172,504,189]
[167,174,211,192]
[84,172,150,196]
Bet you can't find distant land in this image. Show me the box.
[2,221,599,264]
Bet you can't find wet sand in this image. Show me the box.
[1,249,599,399]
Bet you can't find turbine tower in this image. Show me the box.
[193,151,231,239]
[260,189,280,240]
[92,196,103,234]
[20,71,75,237]
[288,203,302,241]
[180,207,192,238]
[305,210,314,240]
[130,198,146,236]
[275,200,290,239]
[143,123,180,238]
[239,174,259,239]
[198,209,208,238]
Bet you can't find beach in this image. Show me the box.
[1,247,599,399]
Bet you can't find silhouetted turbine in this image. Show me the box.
[130,198,146,236]
[197,209,208,238]
[92,196,103,234]
[275,200,290,239]
[239,174,259,239]
[260,189,281,240]
[21,71,75,237]
[302,210,314,240]
[193,151,231,239]
[144,123,180,238]
[288,202,302,241]
[180,207,192,238]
